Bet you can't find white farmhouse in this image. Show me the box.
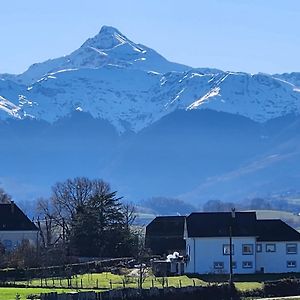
[0,202,39,250]
[184,211,300,274]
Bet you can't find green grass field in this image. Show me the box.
[6,271,300,299]
[0,287,79,300]
[3,272,262,298]
[8,272,205,290]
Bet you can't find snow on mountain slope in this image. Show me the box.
[186,72,300,122]
[274,72,300,89]
[0,96,23,119]
[2,26,191,85]
[0,26,300,132]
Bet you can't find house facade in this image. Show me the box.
[146,211,300,274]
[184,212,300,274]
[0,202,39,250]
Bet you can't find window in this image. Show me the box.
[214,262,224,269]
[242,261,253,268]
[242,244,254,255]
[2,240,12,250]
[266,244,276,252]
[256,244,262,253]
[286,243,297,254]
[232,261,237,269]
[287,261,297,268]
[223,244,234,255]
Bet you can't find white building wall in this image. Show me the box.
[185,237,256,274]
[0,231,39,250]
[256,241,300,273]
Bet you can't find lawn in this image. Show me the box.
[1,273,205,299]
[8,272,205,290]
[0,287,78,300]
[9,271,300,299]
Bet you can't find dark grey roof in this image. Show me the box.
[0,203,38,231]
[146,216,185,237]
[145,216,186,255]
[146,212,300,252]
[256,219,300,242]
[186,212,257,237]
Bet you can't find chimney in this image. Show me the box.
[231,208,236,218]
[11,200,15,214]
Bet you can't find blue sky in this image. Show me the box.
[1,0,299,74]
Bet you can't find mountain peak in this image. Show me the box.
[82,25,129,50]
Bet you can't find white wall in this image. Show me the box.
[185,236,256,274]
[0,230,39,250]
[256,241,300,273]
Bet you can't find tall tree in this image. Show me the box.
[38,177,139,257]
[70,187,128,257]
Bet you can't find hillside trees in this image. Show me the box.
[142,197,196,215]
[37,177,139,258]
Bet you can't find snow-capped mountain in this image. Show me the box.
[1,26,190,85]
[1,26,300,133]
[1,25,300,204]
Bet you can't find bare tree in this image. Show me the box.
[50,177,95,235]
[36,198,61,247]
[122,202,137,230]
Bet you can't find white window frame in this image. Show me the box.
[266,243,276,252]
[214,262,224,269]
[287,260,297,268]
[256,244,262,253]
[242,261,253,268]
[242,244,254,255]
[223,244,234,255]
[286,243,297,254]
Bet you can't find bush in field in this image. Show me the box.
[263,278,300,297]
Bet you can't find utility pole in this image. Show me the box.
[229,208,235,285]
[229,225,233,285]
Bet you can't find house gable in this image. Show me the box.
[0,202,38,231]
